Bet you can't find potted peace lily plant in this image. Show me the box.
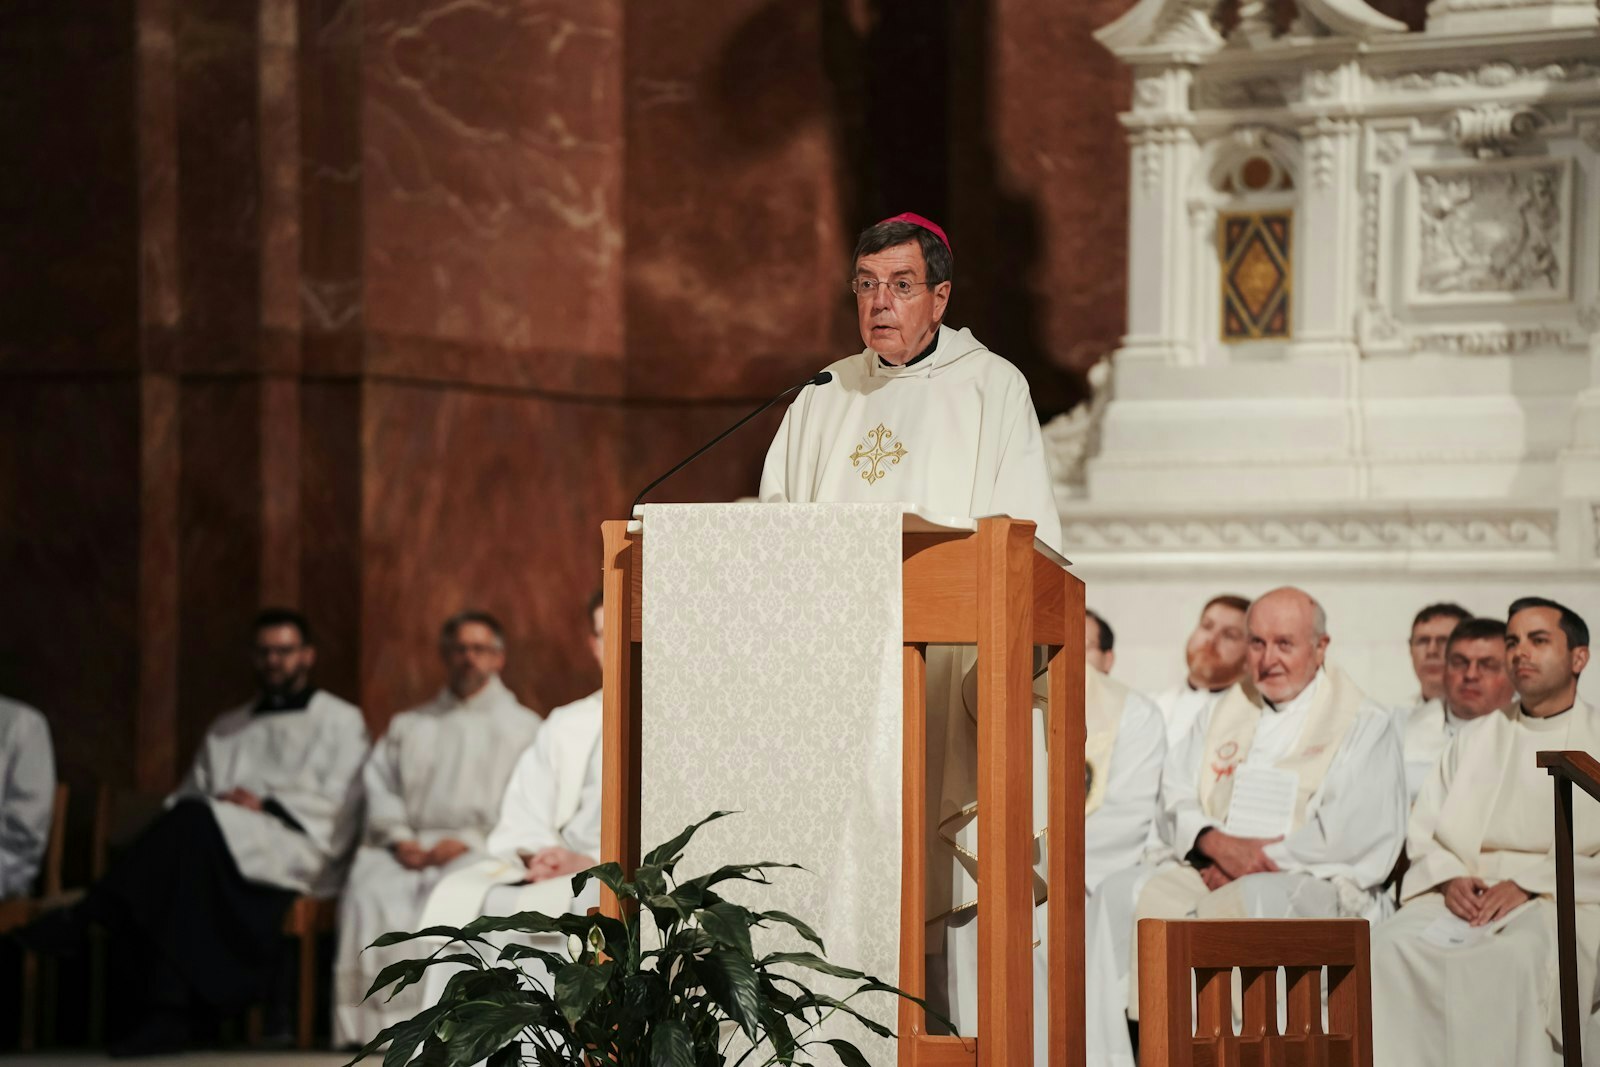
[348,812,941,1067]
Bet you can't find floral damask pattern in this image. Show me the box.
[641,503,906,1064]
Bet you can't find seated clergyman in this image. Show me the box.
[1373,597,1596,1067]
[0,694,55,901]
[412,595,607,1009]
[1395,601,1474,804]
[1395,616,1515,809]
[1083,586,1407,1067]
[1085,609,1116,675]
[1150,594,1252,751]
[332,610,541,1048]
[19,609,369,1056]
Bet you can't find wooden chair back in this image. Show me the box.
[41,783,69,898]
[1137,918,1373,1067]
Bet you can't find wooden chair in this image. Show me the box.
[245,895,338,1049]
[1137,918,1373,1067]
[0,782,70,1051]
[87,782,337,1050]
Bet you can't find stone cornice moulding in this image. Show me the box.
[1096,0,1225,60]
[1059,503,1561,555]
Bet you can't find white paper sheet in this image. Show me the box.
[1222,765,1300,839]
[1419,911,1488,950]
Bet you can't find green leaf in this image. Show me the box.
[458,909,592,940]
[495,942,569,973]
[571,860,636,900]
[758,910,826,952]
[434,1001,545,1065]
[761,1005,797,1062]
[633,863,668,898]
[790,992,892,1038]
[650,1017,695,1067]
[642,810,736,868]
[694,901,755,960]
[759,951,866,981]
[365,952,483,1002]
[702,948,764,1040]
[372,1002,449,1067]
[553,959,615,1027]
[369,925,483,949]
[822,1039,874,1067]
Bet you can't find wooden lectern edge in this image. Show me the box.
[600,515,1085,1067]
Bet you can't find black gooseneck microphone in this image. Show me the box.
[629,370,833,514]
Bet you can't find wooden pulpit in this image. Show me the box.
[599,511,1087,1067]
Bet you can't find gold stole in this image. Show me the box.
[1085,667,1130,817]
[1198,667,1364,832]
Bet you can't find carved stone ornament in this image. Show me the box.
[1061,511,1558,554]
[1408,326,1573,353]
[1449,105,1546,157]
[1413,160,1567,300]
[1375,59,1600,93]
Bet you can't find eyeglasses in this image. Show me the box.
[848,277,936,300]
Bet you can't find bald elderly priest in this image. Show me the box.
[1085,587,1407,1067]
[1374,597,1597,1067]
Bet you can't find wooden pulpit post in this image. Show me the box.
[1048,564,1088,1067]
[974,517,1039,1065]
[598,520,641,918]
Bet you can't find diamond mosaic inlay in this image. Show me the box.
[1219,210,1292,341]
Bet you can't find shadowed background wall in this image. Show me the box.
[0,0,1142,790]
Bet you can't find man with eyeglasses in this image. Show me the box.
[332,610,541,1048]
[1394,602,1473,805]
[761,214,1062,1055]
[1396,616,1515,806]
[17,607,369,1055]
[760,212,1061,551]
[1373,597,1596,1067]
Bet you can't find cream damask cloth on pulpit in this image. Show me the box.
[641,502,905,1066]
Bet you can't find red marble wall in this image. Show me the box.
[2,0,1152,787]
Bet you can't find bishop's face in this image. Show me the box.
[854,241,951,365]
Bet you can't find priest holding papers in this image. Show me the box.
[1085,587,1407,1067]
[332,611,541,1048]
[1373,597,1597,1067]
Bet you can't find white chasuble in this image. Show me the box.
[642,503,905,1067]
[0,697,55,899]
[759,324,1062,554]
[172,690,369,897]
[1373,700,1600,1067]
[1395,697,1506,808]
[332,676,541,1048]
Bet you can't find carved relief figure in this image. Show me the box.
[1415,164,1564,296]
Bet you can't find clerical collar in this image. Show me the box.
[255,686,316,715]
[1521,701,1575,723]
[1188,680,1233,695]
[877,332,939,369]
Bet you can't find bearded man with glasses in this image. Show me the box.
[760,214,1063,1056]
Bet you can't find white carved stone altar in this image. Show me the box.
[1052,0,1600,706]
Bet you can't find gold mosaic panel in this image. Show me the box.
[1219,210,1292,341]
